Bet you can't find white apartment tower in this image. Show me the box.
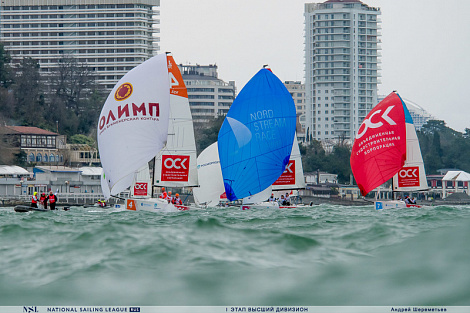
[284,81,307,142]
[0,0,160,90]
[304,0,381,142]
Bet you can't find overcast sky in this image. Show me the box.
[160,0,470,132]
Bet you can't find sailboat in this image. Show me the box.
[217,66,297,206]
[350,91,428,210]
[98,53,195,212]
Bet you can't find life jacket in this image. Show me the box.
[48,194,56,203]
[174,198,182,205]
[31,195,38,204]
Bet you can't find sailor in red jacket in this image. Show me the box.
[39,192,48,210]
[172,193,183,205]
[48,191,58,210]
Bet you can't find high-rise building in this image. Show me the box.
[284,81,307,142]
[0,0,160,90]
[179,64,236,127]
[304,0,381,142]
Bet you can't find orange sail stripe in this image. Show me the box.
[167,55,188,98]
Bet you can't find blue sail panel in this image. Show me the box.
[217,68,296,201]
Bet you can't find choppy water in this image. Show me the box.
[0,204,469,306]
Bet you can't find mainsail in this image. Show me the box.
[350,91,427,196]
[153,55,198,188]
[272,135,306,191]
[217,68,296,201]
[98,54,170,197]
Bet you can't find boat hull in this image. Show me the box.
[240,202,298,210]
[116,198,189,212]
[375,200,421,210]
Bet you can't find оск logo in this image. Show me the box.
[161,155,190,181]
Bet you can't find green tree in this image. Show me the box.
[301,140,326,173]
[13,58,46,127]
[0,42,13,88]
[69,134,95,146]
[194,116,225,154]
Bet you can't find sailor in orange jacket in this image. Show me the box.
[172,193,183,205]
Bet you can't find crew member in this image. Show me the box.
[159,187,166,198]
[31,192,38,208]
[173,193,183,205]
[39,192,48,210]
[48,191,58,210]
[268,194,275,202]
[284,193,291,206]
[166,191,173,203]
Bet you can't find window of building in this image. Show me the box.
[28,153,35,162]
[36,153,42,162]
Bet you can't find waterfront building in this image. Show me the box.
[179,64,236,127]
[284,81,307,142]
[304,0,381,142]
[0,165,31,197]
[0,126,67,165]
[67,144,100,167]
[0,0,160,90]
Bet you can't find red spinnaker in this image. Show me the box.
[350,92,407,196]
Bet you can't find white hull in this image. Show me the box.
[114,197,190,212]
[240,201,298,210]
[375,200,421,210]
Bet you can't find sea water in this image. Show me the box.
[0,204,469,306]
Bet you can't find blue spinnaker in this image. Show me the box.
[217,68,296,201]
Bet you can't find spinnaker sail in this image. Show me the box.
[217,68,296,201]
[350,91,428,196]
[98,54,170,198]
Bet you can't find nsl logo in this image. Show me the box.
[23,307,38,313]
[356,105,396,139]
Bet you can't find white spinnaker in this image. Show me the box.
[98,54,170,198]
[272,135,306,190]
[193,142,225,206]
[392,122,428,191]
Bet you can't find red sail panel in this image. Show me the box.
[350,92,407,196]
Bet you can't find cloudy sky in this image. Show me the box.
[160,0,470,132]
